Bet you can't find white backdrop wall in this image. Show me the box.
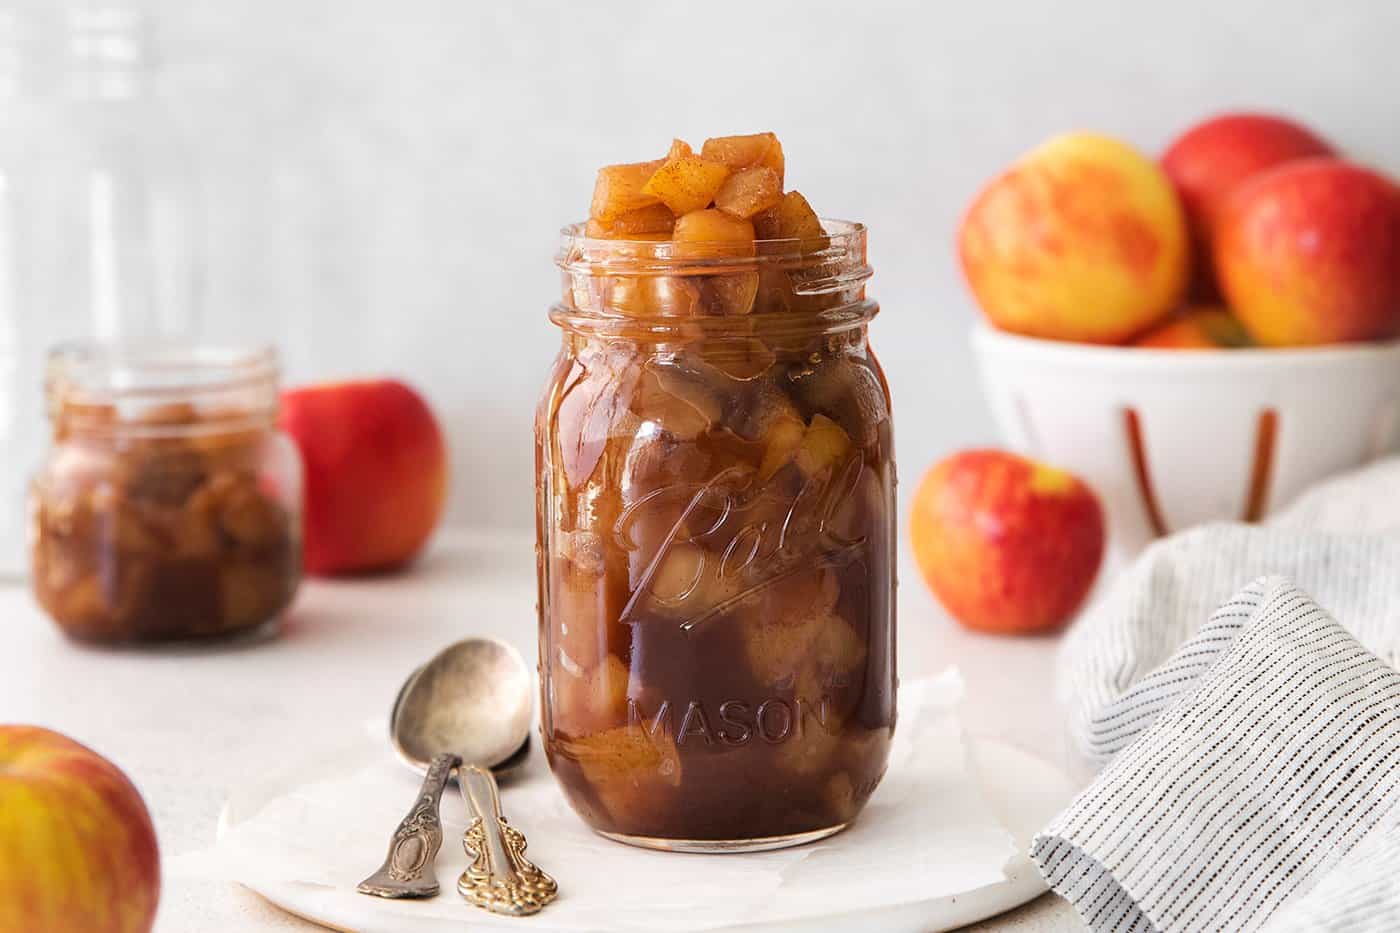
[49,0,1400,530]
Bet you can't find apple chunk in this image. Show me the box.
[643,154,730,216]
[715,167,783,219]
[701,132,785,185]
[590,159,664,222]
[585,203,676,239]
[672,209,756,259]
[753,190,825,241]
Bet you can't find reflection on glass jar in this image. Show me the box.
[536,221,896,852]
[30,342,301,644]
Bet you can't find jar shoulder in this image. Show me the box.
[536,338,892,462]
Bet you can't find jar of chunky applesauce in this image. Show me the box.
[30,342,302,644]
[537,218,896,851]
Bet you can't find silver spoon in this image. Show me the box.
[357,638,555,916]
[388,662,532,784]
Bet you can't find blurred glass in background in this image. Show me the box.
[0,2,201,576]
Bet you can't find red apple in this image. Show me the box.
[910,450,1105,634]
[0,727,159,933]
[1162,112,1334,295]
[1131,306,1252,349]
[959,132,1189,344]
[1215,158,1400,346]
[279,379,448,575]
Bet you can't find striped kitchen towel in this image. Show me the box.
[1033,576,1400,931]
[1061,458,1400,763]
[1034,458,1400,931]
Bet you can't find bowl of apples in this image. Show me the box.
[962,114,1400,554]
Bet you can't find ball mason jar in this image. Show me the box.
[536,220,896,851]
[30,342,302,644]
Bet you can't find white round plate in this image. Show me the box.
[230,737,1073,933]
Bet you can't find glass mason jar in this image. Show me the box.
[30,342,301,644]
[536,220,896,851]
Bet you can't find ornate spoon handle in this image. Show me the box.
[357,752,460,898]
[457,764,558,916]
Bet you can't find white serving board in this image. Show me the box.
[221,737,1072,933]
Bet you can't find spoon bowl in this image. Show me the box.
[390,637,534,775]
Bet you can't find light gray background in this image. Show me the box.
[80,0,1400,530]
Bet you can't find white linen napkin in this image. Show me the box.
[1038,457,1400,931]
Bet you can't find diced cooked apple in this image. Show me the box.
[776,712,843,776]
[551,561,609,672]
[795,414,852,477]
[753,604,866,706]
[172,487,222,558]
[704,335,775,382]
[600,273,706,318]
[599,275,649,317]
[824,465,886,544]
[803,610,866,689]
[740,569,848,686]
[700,272,760,316]
[752,190,825,241]
[787,355,885,449]
[759,410,807,480]
[560,725,683,821]
[590,159,664,222]
[700,132,785,185]
[646,277,704,317]
[749,267,798,318]
[552,654,631,737]
[715,167,783,219]
[642,154,730,215]
[585,203,676,239]
[221,561,290,630]
[651,359,725,428]
[649,542,706,604]
[214,477,287,549]
[757,414,852,481]
[824,771,855,812]
[631,369,711,440]
[673,209,756,260]
[641,540,755,621]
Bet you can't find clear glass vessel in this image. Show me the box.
[30,342,301,644]
[536,220,896,851]
[36,5,202,340]
[0,6,203,579]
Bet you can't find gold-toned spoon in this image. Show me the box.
[357,638,554,915]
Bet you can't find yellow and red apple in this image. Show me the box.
[1132,306,1252,349]
[910,450,1105,635]
[1162,113,1334,295]
[1214,158,1400,346]
[958,132,1189,344]
[279,379,448,575]
[0,727,159,933]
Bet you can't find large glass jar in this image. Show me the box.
[537,220,896,851]
[30,342,301,644]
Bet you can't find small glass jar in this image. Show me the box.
[537,220,897,852]
[30,342,302,644]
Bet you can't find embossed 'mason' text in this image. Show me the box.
[628,695,836,747]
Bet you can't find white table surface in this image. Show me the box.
[3,529,1090,932]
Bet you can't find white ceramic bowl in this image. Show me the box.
[973,326,1400,555]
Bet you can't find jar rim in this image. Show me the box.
[46,339,281,433]
[554,217,875,333]
[556,217,868,275]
